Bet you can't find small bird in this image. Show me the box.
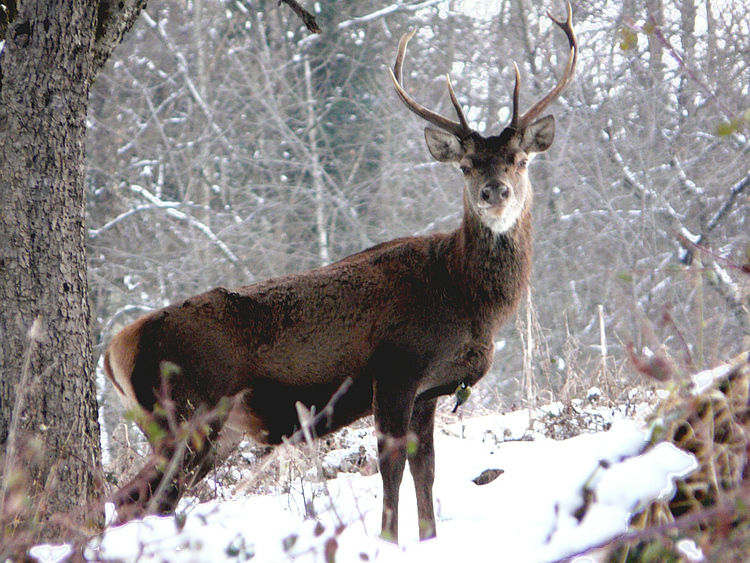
[452,381,472,413]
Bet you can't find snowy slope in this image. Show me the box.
[31,410,697,563]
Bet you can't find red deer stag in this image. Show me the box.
[105,6,577,543]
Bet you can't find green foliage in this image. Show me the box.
[378,529,395,544]
[616,271,634,283]
[619,27,638,51]
[159,360,182,380]
[716,109,750,137]
[621,539,682,563]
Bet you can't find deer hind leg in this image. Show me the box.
[112,402,231,522]
[408,396,437,540]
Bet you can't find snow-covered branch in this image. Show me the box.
[99,184,254,282]
[89,203,180,239]
[337,0,444,29]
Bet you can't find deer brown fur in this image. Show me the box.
[105,6,576,543]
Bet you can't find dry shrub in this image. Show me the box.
[105,407,378,514]
[604,350,750,563]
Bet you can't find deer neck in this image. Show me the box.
[448,204,533,314]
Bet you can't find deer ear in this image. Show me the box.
[521,115,555,154]
[424,127,464,162]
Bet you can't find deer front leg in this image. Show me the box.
[376,429,409,543]
[372,351,420,543]
[408,396,437,540]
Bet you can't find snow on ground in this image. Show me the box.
[30,402,697,563]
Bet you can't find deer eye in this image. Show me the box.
[518,158,529,169]
[459,157,473,175]
[460,165,471,175]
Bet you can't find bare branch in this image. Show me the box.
[140,11,236,153]
[89,203,180,239]
[626,16,736,121]
[128,184,254,282]
[337,0,444,29]
[278,0,321,34]
[93,0,147,75]
[0,317,43,518]
[706,169,750,233]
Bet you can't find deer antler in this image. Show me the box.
[389,29,473,139]
[510,2,578,130]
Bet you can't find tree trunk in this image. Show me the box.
[0,0,145,546]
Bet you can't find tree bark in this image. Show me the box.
[0,0,144,545]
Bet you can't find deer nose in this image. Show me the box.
[480,183,509,205]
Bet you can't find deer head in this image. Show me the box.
[390,4,577,235]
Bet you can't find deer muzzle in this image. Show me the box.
[479,182,510,207]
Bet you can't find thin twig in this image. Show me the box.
[286,378,353,445]
[145,437,189,515]
[555,485,750,563]
[0,317,43,517]
[645,17,735,120]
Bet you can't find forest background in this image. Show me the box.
[0,0,748,554]
[87,0,749,449]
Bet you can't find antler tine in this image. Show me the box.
[446,74,471,133]
[509,62,521,129]
[389,29,472,139]
[392,28,416,86]
[515,2,578,129]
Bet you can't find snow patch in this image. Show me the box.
[55,415,698,563]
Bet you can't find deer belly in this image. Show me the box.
[230,376,374,445]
